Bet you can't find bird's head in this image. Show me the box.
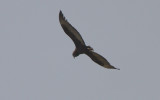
[72,49,79,58]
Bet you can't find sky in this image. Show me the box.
[0,0,160,100]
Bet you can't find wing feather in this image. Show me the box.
[59,11,85,47]
[85,50,120,70]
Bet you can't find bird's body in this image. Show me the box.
[59,10,119,70]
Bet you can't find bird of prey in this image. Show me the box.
[59,10,119,70]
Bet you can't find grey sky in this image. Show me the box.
[0,0,160,100]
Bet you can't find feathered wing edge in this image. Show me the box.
[85,50,120,70]
[59,10,86,48]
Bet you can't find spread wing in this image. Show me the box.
[85,50,120,70]
[59,11,86,48]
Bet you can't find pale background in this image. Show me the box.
[0,0,160,100]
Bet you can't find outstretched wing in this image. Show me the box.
[85,50,120,70]
[59,11,86,48]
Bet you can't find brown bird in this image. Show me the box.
[59,10,119,70]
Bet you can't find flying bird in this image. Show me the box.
[59,10,119,70]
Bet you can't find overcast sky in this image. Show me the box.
[0,0,160,100]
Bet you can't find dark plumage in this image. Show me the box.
[59,10,119,70]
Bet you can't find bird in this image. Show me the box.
[59,10,119,70]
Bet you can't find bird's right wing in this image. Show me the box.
[85,50,120,70]
[59,11,86,48]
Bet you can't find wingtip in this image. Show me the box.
[59,10,65,22]
[103,65,120,70]
[112,66,120,70]
[116,68,120,70]
[59,10,63,16]
[59,10,65,19]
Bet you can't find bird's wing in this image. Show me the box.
[59,11,85,48]
[85,50,120,70]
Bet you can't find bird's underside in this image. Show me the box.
[59,10,119,70]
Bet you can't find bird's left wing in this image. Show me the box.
[85,50,120,70]
[59,11,85,48]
